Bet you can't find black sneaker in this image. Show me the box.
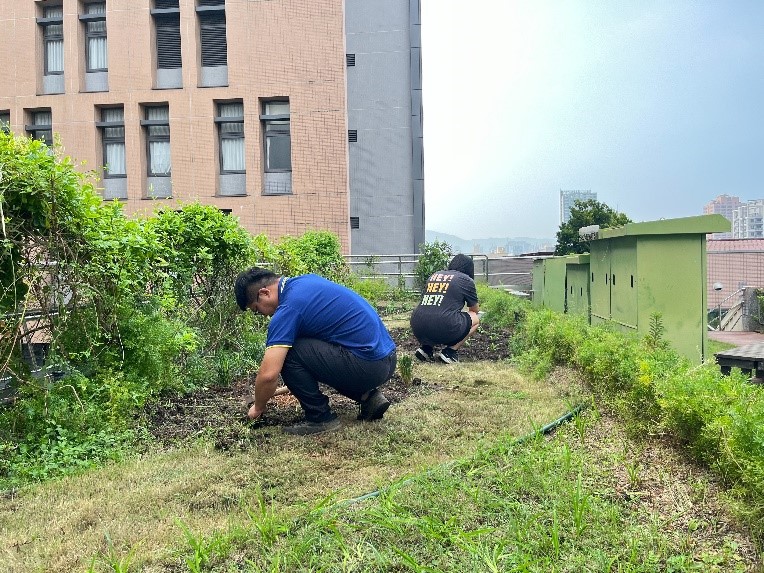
[437,348,459,364]
[415,346,433,362]
[283,416,341,435]
[357,388,390,421]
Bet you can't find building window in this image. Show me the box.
[197,0,227,67]
[348,130,358,142]
[261,101,291,173]
[216,102,245,173]
[153,0,182,70]
[346,54,356,67]
[40,6,64,75]
[0,111,10,134]
[97,107,126,177]
[350,217,360,229]
[26,110,53,146]
[81,2,108,72]
[142,105,171,176]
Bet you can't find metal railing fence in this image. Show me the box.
[343,254,535,293]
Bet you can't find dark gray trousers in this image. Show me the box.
[281,338,397,422]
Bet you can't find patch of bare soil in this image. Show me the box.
[143,323,516,449]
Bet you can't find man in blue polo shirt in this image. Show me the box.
[234,267,397,435]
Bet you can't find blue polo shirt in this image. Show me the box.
[265,274,395,361]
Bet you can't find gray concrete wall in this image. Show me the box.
[743,287,764,333]
[346,0,425,255]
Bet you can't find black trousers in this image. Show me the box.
[281,338,397,422]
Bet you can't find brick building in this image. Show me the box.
[0,0,424,254]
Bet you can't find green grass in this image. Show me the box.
[124,408,757,571]
[707,338,737,355]
[1,308,761,571]
[0,361,585,571]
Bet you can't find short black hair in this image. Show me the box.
[447,254,475,280]
[234,267,279,311]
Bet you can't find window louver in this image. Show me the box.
[348,130,358,142]
[350,217,360,229]
[200,13,227,67]
[346,54,355,67]
[156,16,182,69]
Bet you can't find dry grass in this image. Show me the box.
[0,361,583,571]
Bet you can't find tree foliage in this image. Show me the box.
[555,199,631,255]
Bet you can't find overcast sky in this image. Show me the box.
[420,0,764,239]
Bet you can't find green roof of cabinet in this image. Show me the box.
[594,214,730,239]
[564,254,590,265]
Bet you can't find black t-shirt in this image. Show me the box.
[409,270,478,346]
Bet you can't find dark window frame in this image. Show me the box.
[260,101,292,174]
[0,111,10,134]
[140,105,172,177]
[25,110,53,147]
[80,2,108,73]
[215,101,245,175]
[38,6,64,75]
[97,106,126,178]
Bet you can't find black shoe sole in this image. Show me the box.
[415,348,432,362]
[437,353,458,364]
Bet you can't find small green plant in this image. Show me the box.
[571,473,591,536]
[625,459,641,489]
[87,532,136,573]
[247,488,290,546]
[398,355,414,385]
[572,410,588,443]
[177,520,211,573]
[643,311,667,350]
[550,509,561,559]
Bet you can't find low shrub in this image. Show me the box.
[495,298,764,539]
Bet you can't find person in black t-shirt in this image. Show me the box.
[409,254,480,364]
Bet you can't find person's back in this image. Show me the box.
[410,254,480,364]
[268,274,394,361]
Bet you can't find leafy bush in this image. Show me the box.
[413,240,453,292]
[476,284,529,330]
[500,299,764,537]
[272,231,349,283]
[349,277,392,309]
[0,130,339,485]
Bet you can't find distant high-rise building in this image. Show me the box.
[704,194,742,239]
[732,200,764,239]
[560,190,597,224]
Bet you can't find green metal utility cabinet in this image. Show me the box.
[565,254,590,317]
[541,257,568,314]
[532,255,590,315]
[589,214,729,363]
[531,259,545,308]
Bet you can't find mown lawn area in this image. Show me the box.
[0,319,760,571]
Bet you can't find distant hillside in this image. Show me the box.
[425,230,555,256]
